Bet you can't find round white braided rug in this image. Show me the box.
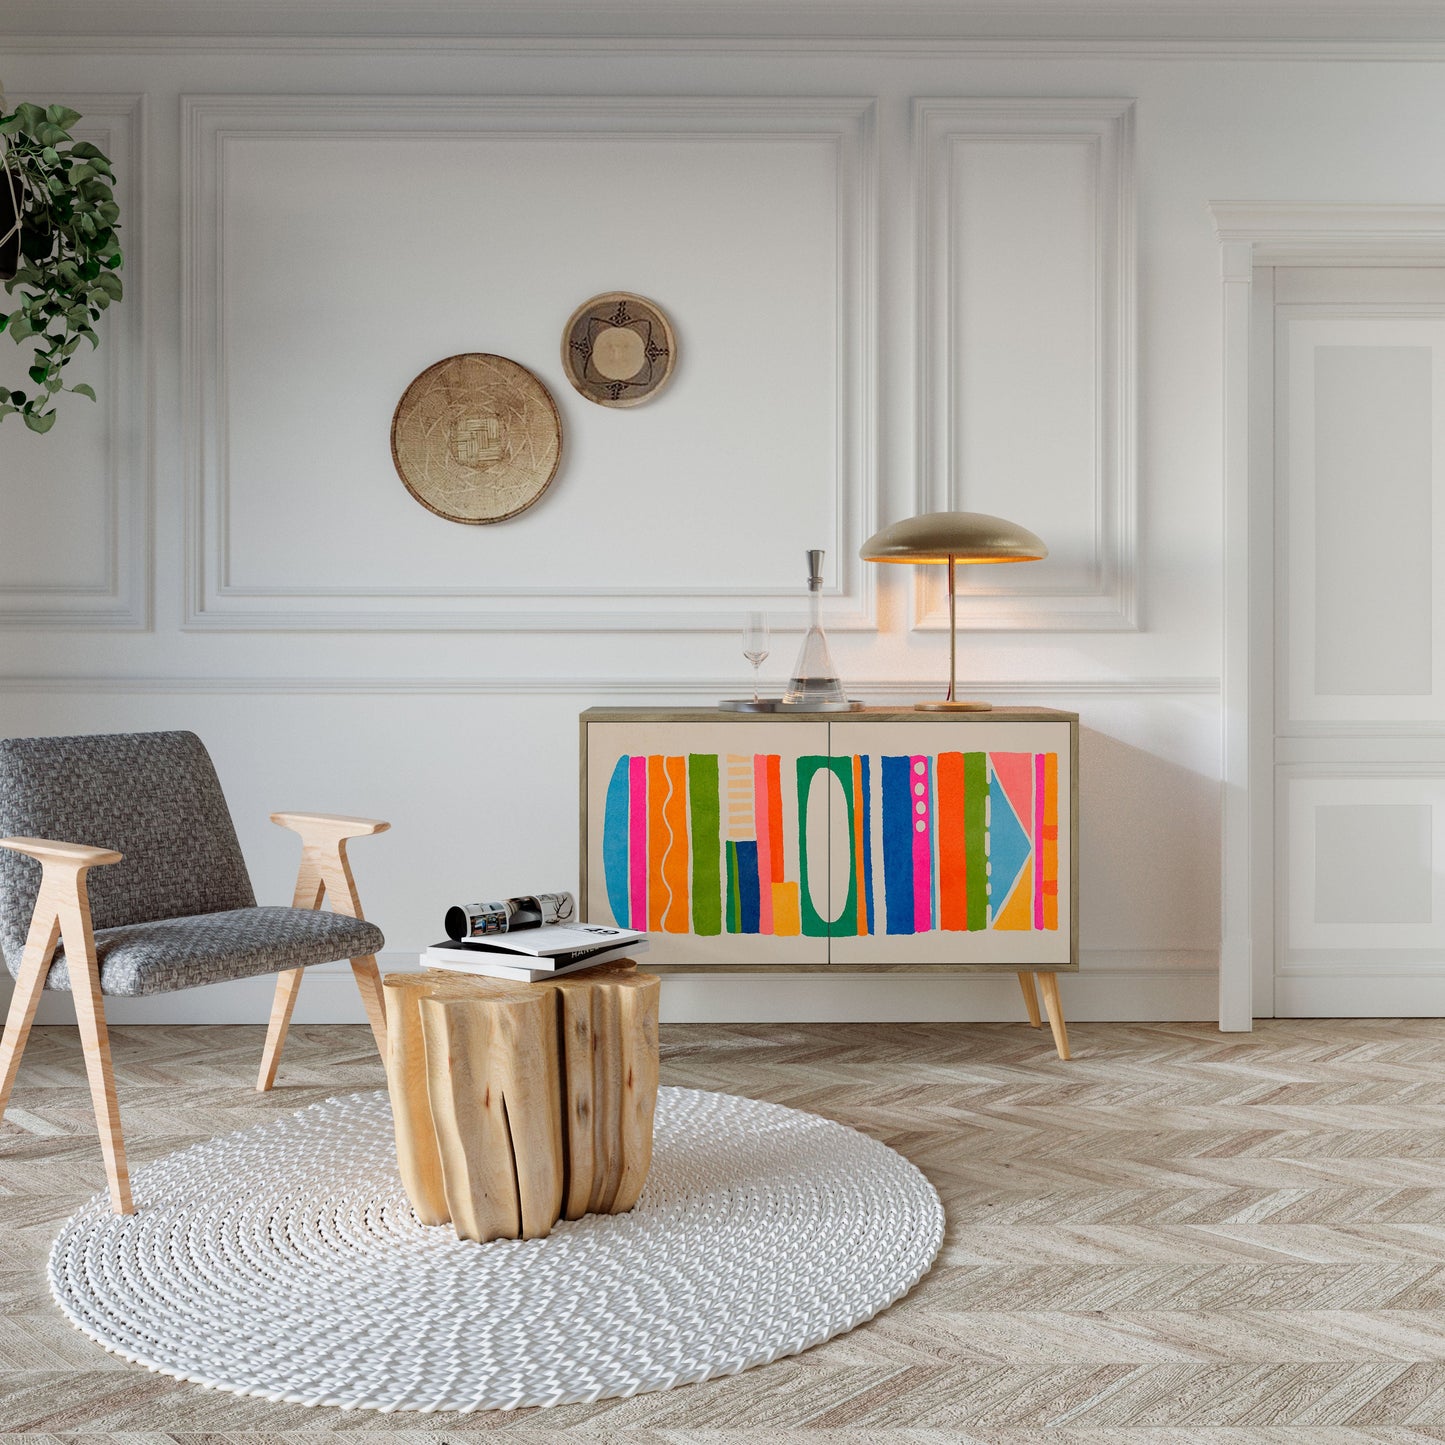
[48,1087,944,1412]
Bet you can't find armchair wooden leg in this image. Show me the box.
[257,967,305,1092]
[68,957,133,1214]
[55,895,132,1214]
[0,839,131,1213]
[259,812,391,1089]
[0,912,61,1119]
[1037,971,1072,1061]
[1018,970,1043,1029]
[350,956,387,1055]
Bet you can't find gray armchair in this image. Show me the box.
[0,730,389,1214]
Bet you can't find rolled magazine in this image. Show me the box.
[445,891,577,941]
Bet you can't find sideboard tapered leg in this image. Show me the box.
[1037,972,1071,1061]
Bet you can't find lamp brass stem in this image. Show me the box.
[947,554,956,705]
[915,555,991,710]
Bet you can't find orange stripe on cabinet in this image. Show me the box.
[936,751,967,931]
[658,755,690,934]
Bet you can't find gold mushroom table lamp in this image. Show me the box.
[860,511,1048,712]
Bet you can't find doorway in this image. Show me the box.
[1265,266,1445,1016]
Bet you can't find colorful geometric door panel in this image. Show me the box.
[583,718,1073,968]
[601,747,1059,936]
[827,719,1072,966]
[585,722,830,967]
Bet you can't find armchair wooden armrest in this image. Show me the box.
[268,811,389,913]
[257,809,391,1093]
[270,812,390,841]
[0,836,123,870]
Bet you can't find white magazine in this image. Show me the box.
[422,940,642,982]
[449,922,646,958]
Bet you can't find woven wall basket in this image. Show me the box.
[391,353,562,523]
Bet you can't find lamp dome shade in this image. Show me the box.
[859,511,1048,565]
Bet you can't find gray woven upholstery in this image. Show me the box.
[0,730,385,995]
[41,907,386,997]
[0,731,256,978]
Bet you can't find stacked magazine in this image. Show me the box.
[423,891,647,982]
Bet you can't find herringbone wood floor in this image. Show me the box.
[10,1019,1445,1441]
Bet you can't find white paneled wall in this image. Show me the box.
[9,33,1444,1023]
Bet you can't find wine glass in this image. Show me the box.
[742,612,770,704]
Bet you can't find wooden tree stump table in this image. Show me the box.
[382,960,660,1243]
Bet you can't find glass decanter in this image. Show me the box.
[782,549,849,707]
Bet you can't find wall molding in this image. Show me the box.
[0,673,1221,696]
[0,94,150,631]
[182,94,877,633]
[913,98,1137,632]
[1212,202,1445,253]
[18,40,1445,60]
[16,18,1445,56]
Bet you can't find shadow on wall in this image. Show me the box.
[1078,724,1220,954]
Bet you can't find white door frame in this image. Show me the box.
[1212,203,1445,1031]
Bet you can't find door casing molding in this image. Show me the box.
[1212,202,1445,1031]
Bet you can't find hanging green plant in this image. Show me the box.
[0,102,123,434]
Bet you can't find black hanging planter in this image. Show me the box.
[0,161,19,283]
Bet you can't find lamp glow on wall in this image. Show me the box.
[860,511,1048,712]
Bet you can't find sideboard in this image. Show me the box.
[579,706,1079,1056]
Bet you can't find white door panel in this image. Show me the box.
[1273,268,1445,1016]
[1279,311,1445,726]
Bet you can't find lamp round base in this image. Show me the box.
[915,700,992,712]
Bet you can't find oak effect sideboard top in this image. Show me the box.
[579,706,1078,974]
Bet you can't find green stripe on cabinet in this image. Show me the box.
[725,839,741,934]
[689,753,721,936]
[965,751,988,932]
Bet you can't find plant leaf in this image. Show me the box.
[0,105,122,432]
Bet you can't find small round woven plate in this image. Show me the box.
[391,353,562,523]
[562,292,677,407]
[49,1087,943,1413]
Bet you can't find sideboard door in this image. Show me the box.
[826,718,1075,968]
[583,721,831,967]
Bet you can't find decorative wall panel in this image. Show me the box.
[182,96,876,631]
[0,94,147,629]
[914,98,1135,630]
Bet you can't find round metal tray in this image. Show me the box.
[717,699,862,713]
